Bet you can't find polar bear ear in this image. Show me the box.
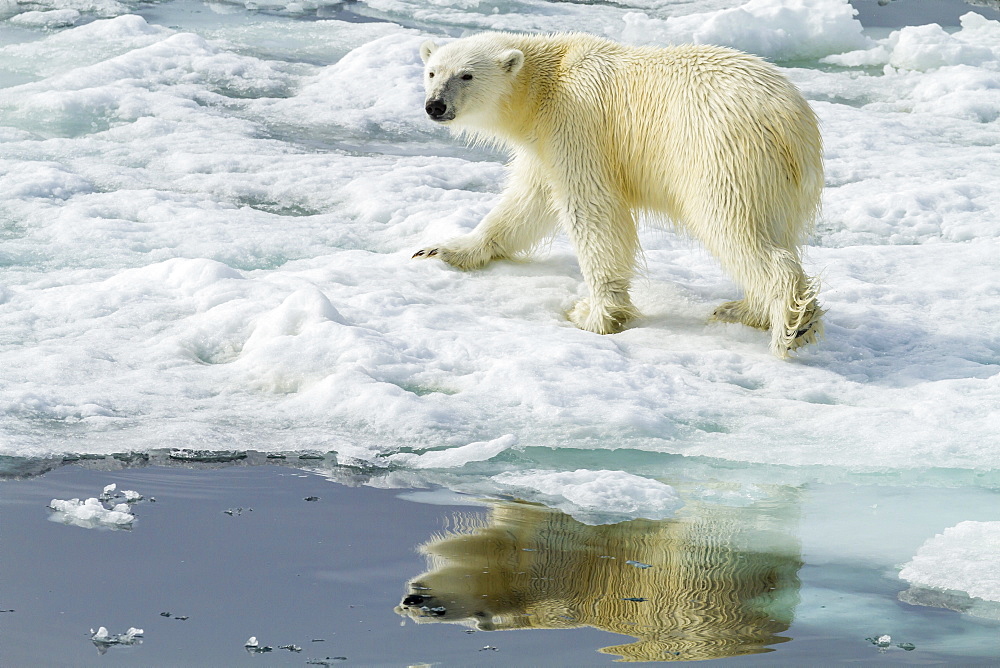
[420,40,438,63]
[499,49,524,75]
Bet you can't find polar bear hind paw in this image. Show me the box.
[788,317,824,349]
[771,301,825,358]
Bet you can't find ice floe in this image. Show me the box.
[899,521,1000,603]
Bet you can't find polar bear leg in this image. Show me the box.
[720,245,823,358]
[561,198,640,334]
[413,155,558,270]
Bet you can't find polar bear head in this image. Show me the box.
[396,583,502,631]
[419,36,525,129]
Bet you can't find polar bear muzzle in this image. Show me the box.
[425,98,452,122]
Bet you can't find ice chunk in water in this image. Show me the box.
[245,636,272,653]
[48,497,135,530]
[48,481,145,529]
[91,626,143,646]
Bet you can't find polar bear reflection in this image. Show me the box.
[396,498,801,662]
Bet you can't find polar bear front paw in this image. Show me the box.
[711,300,769,330]
[568,298,636,335]
[411,235,497,271]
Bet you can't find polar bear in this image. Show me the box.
[396,499,802,661]
[413,32,825,357]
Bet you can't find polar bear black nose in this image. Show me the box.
[425,99,448,119]
[402,594,429,606]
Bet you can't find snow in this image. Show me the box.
[1,0,999,603]
[900,521,1000,603]
[0,1,129,22]
[824,12,1000,70]
[622,0,870,59]
[8,10,82,29]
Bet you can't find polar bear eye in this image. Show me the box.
[461,74,473,81]
[428,72,435,78]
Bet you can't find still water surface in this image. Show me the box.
[2,458,998,665]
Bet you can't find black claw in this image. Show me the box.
[427,249,438,257]
[412,250,425,258]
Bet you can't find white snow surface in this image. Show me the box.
[900,521,1000,602]
[1,0,998,486]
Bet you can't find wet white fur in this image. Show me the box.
[417,32,824,358]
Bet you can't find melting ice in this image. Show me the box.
[47,480,145,528]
